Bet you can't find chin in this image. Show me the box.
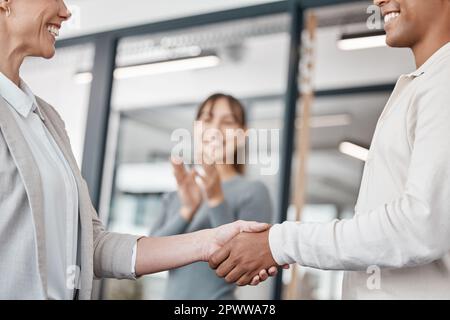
[385,28,415,48]
[385,34,404,48]
[385,35,399,47]
[42,48,56,59]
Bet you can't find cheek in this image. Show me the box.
[386,13,418,46]
[12,15,48,50]
[10,17,35,38]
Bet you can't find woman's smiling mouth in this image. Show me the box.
[46,24,60,39]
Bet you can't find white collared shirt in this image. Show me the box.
[269,42,450,299]
[0,73,79,300]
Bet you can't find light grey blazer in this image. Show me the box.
[0,96,141,300]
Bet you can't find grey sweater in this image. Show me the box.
[151,175,272,300]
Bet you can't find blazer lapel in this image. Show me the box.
[36,104,80,179]
[35,96,94,298]
[0,97,48,295]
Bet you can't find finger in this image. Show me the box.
[215,258,236,278]
[171,158,187,183]
[202,147,216,166]
[236,220,271,233]
[209,245,231,270]
[268,266,278,277]
[283,264,290,270]
[194,170,207,185]
[188,169,197,182]
[224,266,246,284]
[201,161,216,175]
[259,269,269,281]
[250,276,260,286]
[170,155,184,166]
[194,170,205,187]
[236,272,255,287]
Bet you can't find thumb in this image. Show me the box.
[216,221,270,246]
[236,220,271,233]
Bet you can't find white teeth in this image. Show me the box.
[47,25,59,38]
[384,12,400,24]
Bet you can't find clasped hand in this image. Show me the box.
[171,157,285,286]
[208,223,286,286]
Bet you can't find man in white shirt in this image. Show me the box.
[209,0,450,299]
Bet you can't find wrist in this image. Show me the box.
[180,206,195,221]
[196,229,214,262]
[207,193,224,207]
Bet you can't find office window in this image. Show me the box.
[21,43,95,166]
[100,13,291,300]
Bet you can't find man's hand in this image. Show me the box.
[201,221,279,285]
[208,229,279,286]
[201,220,270,262]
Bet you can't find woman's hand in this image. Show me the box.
[171,158,203,221]
[201,220,281,286]
[196,163,225,207]
[200,220,270,262]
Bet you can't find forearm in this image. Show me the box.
[270,95,450,271]
[135,229,212,276]
[269,194,450,271]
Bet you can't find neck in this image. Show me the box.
[216,164,239,182]
[412,25,450,69]
[0,33,24,86]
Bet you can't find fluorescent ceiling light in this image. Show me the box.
[74,72,93,85]
[296,114,352,129]
[339,141,369,162]
[338,31,387,51]
[74,54,220,84]
[114,54,220,79]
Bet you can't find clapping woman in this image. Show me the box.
[152,94,273,300]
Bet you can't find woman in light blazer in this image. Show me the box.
[0,0,277,300]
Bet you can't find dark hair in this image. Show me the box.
[195,93,247,174]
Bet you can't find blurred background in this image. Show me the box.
[20,0,416,300]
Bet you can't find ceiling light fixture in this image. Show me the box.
[73,71,93,85]
[295,113,352,129]
[339,141,369,161]
[74,54,220,84]
[114,54,220,79]
[337,30,386,51]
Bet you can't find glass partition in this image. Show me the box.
[100,13,291,300]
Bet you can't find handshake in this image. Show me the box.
[202,220,288,286]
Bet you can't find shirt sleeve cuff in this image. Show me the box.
[269,223,298,266]
[131,242,137,275]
